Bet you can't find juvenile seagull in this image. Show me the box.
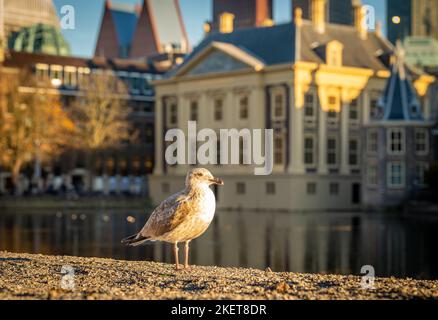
[122,168,224,270]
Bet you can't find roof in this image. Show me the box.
[8,23,71,56]
[169,20,395,78]
[148,0,187,50]
[187,23,296,67]
[108,3,139,47]
[299,21,393,71]
[378,42,423,121]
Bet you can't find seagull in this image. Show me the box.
[122,168,224,270]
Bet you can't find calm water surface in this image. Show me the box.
[0,208,437,279]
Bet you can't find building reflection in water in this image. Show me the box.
[0,209,437,280]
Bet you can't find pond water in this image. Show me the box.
[0,208,437,280]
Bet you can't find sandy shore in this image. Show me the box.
[0,251,437,300]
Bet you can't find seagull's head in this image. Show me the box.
[186,168,224,188]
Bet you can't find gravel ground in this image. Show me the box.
[0,251,437,300]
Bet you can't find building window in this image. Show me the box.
[167,100,178,126]
[35,63,49,83]
[220,12,235,33]
[415,163,429,187]
[64,66,77,87]
[266,182,276,195]
[272,89,286,120]
[78,67,91,88]
[367,130,378,154]
[130,75,141,94]
[327,137,338,166]
[304,92,316,120]
[349,98,359,122]
[307,182,317,195]
[236,182,246,195]
[327,97,339,125]
[367,165,378,186]
[239,96,249,119]
[387,128,405,155]
[415,128,429,155]
[274,134,285,165]
[304,135,316,167]
[370,91,382,119]
[145,127,153,144]
[387,162,405,188]
[50,65,63,85]
[349,138,359,166]
[190,101,198,121]
[214,98,223,121]
[329,182,339,195]
[142,75,152,94]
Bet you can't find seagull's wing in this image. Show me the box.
[139,191,192,239]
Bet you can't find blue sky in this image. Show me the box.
[53,0,386,58]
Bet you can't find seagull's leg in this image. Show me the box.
[184,240,190,269]
[173,242,181,270]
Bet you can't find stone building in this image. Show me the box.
[149,0,435,211]
[362,43,435,208]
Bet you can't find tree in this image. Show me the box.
[0,69,74,193]
[71,72,135,151]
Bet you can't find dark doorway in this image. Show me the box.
[352,183,361,204]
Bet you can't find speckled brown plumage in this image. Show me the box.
[122,168,224,270]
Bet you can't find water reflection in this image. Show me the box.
[0,209,437,279]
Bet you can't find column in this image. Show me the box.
[318,106,328,174]
[362,90,370,124]
[289,85,305,174]
[340,100,350,175]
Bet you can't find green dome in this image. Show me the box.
[9,23,71,56]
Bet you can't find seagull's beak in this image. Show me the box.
[209,177,224,185]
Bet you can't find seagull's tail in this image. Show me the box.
[121,234,150,246]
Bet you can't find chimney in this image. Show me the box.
[203,21,212,35]
[375,21,382,37]
[353,1,367,39]
[311,0,326,34]
[219,12,235,34]
[294,7,303,27]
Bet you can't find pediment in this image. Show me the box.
[175,42,265,77]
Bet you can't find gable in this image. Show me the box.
[186,50,250,76]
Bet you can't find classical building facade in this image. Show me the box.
[149,1,435,211]
[95,0,189,60]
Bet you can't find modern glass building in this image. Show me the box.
[292,0,354,26]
